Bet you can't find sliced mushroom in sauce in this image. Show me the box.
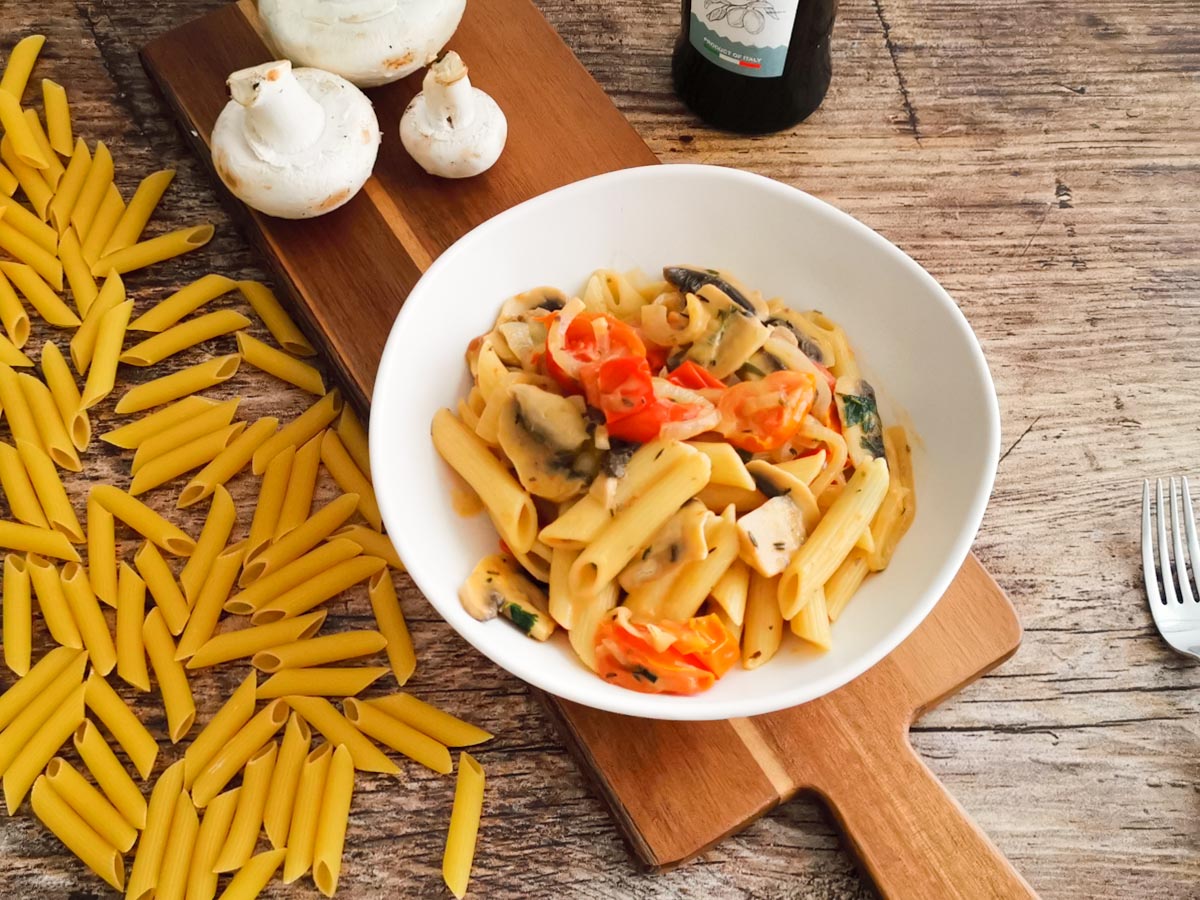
[497,383,598,503]
[764,305,835,367]
[617,500,710,591]
[459,553,556,640]
[685,284,769,379]
[834,377,886,468]
[663,266,767,318]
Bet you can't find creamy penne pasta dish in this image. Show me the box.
[434,265,917,695]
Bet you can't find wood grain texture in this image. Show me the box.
[0,0,1197,898]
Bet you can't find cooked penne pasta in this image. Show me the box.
[333,523,403,571]
[188,787,240,900]
[312,743,354,897]
[282,742,332,884]
[226,539,362,615]
[1,260,70,321]
[687,441,756,489]
[191,699,289,808]
[3,554,31,675]
[135,541,190,634]
[442,752,485,900]
[0,89,48,169]
[0,650,85,775]
[343,698,450,773]
[251,388,342,475]
[156,790,200,900]
[237,331,325,395]
[0,134,51,218]
[238,280,316,357]
[179,486,237,606]
[336,404,370,478]
[253,629,387,672]
[0,440,46,526]
[17,373,80,470]
[91,224,214,277]
[275,431,322,539]
[27,554,81,647]
[213,741,276,873]
[186,610,327,670]
[3,681,85,813]
[1,35,46,102]
[20,108,63,188]
[0,519,80,560]
[69,270,124,373]
[115,562,150,691]
[320,429,382,530]
[246,444,293,560]
[114,353,241,415]
[60,562,116,673]
[45,757,137,852]
[91,484,197,556]
[709,557,750,627]
[866,425,915,572]
[16,439,83,541]
[368,694,492,747]
[825,548,870,623]
[60,226,100,316]
[142,608,196,742]
[130,397,240,474]
[121,309,251,367]
[175,541,245,661]
[258,666,389,699]
[367,569,416,684]
[39,341,90,450]
[251,555,386,624]
[0,646,80,728]
[73,718,147,827]
[86,493,117,605]
[0,330,31,366]
[83,670,158,779]
[31,775,125,892]
[790,584,832,650]
[70,140,113,239]
[178,415,278,509]
[79,299,133,408]
[240,492,360,586]
[0,193,57,253]
[126,759,185,900]
[102,394,217,449]
[183,673,256,789]
[220,848,287,899]
[41,79,72,155]
[129,422,245,496]
[0,267,30,346]
[263,711,311,850]
[80,183,124,266]
[284,695,400,774]
[103,169,175,258]
[48,138,90,234]
[742,571,782,670]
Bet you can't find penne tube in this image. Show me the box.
[0,646,80,729]
[368,694,492,747]
[241,492,360,586]
[0,217,64,288]
[61,562,117,673]
[178,416,278,509]
[432,408,537,553]
[128,272,234,333]
[237,331,326,395]
[658,511,741,622]
[186,610,327,670]
[1,359,45,448]
[251,389,342,475]
[115,562,150,691]
[1,35,46,103]
[91,484,197,556]
[219,848,287,899]
[20,108,63,187]
[253,628,386,673]
[790,584,832,650]
[3,682,85,813]
[282,743,332,884]
[48,138,90,234]
[336,404,371,479]
[69,270,124,373]
[131,397,240,474]
[263,712,311,849]
[0,267,30,346]
[74,718,147,828]
[70,140,113,239]
[80,183,124,266]
[257,666,389,699]
[238,280,316,356]
[0,160,14,194]
[191,699,289,808]
[333,524,403,570]
[0,260,72,322]
[275,431,321,539]
[156,790,200,900]
[312,743,354,897]
[129,421,245,496]
[0,440,46,526]
[0,134,52,218]
[442,753,485,900]
[188,787,240,900]
[0,329,31,366]
[3,554,31,675]
[175,541,245,661]
[226,539,362,616]
[102,169,175,258]
[695,483,765,515]
[0,519,80,561]
[31,776,125,892]
[102,394,217,449]
[143,608,196,742]
[343,698,450,773]
[27,554,82,647]
[252,555,386,624]
[368,569,415,684]
[41,79,72,155]
[16,439,83,541]
[285,695,400,774]
[179,486,237,606]
[710,557,751,627]
[79,299,133,408]
[0,193,57,253]
[45,757,137,852]
[321,429,382,530]
[0,651,86,773]
[246,444,294,560]
[135,541,190,635]
[183,673,256,789]
[742,571,782,670]
[114,353,241,415]
[121,309,251,367]
[83,668,159,778]
[126,759,185,900]
[91,223,214,277]
[86,493,117,605]
[0,90,48,169]
[17,373,81,469]
[39,341,90,450]
[214,741,277,873]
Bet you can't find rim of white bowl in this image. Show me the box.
[371,164,1001,721]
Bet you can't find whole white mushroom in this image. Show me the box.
[400,51,507,179]
[257,0,466,88]
[211,60,380,219]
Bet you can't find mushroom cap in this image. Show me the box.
[212,66,381,220]
[258,0,466,87]
[399,87,508,179]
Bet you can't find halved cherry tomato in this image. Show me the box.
[667,360,727,391]
[644,341,671,375]
[543,312,645,392]
[594,613,739,695]
[717,370,816,453]
[584,356,655,424]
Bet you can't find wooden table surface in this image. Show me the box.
[3,0,1198,897]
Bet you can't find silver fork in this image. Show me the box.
[1143,477,1200,661]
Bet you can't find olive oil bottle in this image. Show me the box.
[673,0,838,133]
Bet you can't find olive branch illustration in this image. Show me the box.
[703,0,781,35]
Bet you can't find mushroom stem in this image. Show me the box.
[228,61,325,158]
[424,52,475,129]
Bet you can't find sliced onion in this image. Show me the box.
[545,297,587,379]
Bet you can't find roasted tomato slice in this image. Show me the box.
[717,370,816,453]
[543,312,645,393]
[666,360,727,391]
[594,611,739,695]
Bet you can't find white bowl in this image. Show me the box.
[371,164,999,721]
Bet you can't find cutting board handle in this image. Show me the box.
[809,726,1037,900]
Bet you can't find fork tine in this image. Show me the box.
[1170,478,1195,604]
[1182,476,1200,601]
[1157,478,1178,604]
[1143,480,1162,607]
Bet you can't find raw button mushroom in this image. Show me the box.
[211,60,380,219]
[400,51,507,179]
[258,0,466,87]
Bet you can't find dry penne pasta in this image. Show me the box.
[175,541,245,661]
[313,742,355,897]
[1,260,70,321]
[0,133,51,218]
[130,396,240,474]
[102,394,217,448]
[39,340,90,450]
[0,646,80,729]
[186,610,326,670]
[79,299,133,408]
[0,193,57,253]
[333,524,403,570]
[103,169,175,258]
[283,742,332,884]
[275,431,321,539]
[31,775,125,892]
[126,759,185,899]
[253,629,387,672]
[240,492,360,586]
[0,160,15,195]
[0,650,85,775]
[115,562,150,691]
[370,693,493,748]
[0,88,48,169]
[91,484,197,556]
[3,681,85,813]
[61,562,116,673]
[20,108,64,188]
[41,79,72,155]
[238,280,316,356]
[17,372,80,469]
[86,492,117,605]
[27,554,82,647]
[0,440,46,526]
[336,404,371,478]
[70,140,113,239]
[0,267,30,346]
[367,569,416,684]
[220,848,287,899]
[191,699,289,808]
[442,752,485,900]
[91,223,214,277]
[114,353,241,415]
[251,388,342,475]
[121,309,251,366]
[129,272,234,333]
[129,421,246,496]
[183,673,256,789]
[179,485,237,605]
[252,555,386,624]
[83,670,158,779]
[80,183,124,266]
[188,787,240,900]
[135,540,190,634]
[263,711,311,850]
[246,444,294,559]
[226,538,362,615]
[143,607,196,742]
[48,138,90,235]
[178,415,278,508]
[3,553,31,675]
[237,331,325,395]
[45,757,137,852]
[73,718,147,827]
[213,740,276,873]
[17,439,84,542]
[0,329,31,366]
[284,695,400,774]
[1,35,46,102]
[320,429,382,530]
[157,790,200,900]
[258,666,389,699]
[0,519,80,560]
[343,698,451,773]
[69,269,124,373]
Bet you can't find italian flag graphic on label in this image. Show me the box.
[689,0,797,78]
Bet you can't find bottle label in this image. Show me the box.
[688,0,797,78]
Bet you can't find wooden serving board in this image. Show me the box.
[142,3,1035,896]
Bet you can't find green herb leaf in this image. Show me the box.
[505,603,538,635]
